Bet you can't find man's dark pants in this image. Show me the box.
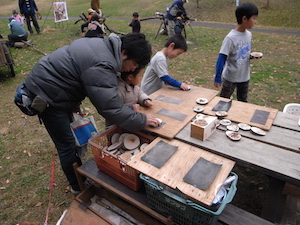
[40,107,82,191]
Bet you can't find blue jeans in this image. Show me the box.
[220,78,249,102]
[40,107,82,191]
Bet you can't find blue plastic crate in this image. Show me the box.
[140,172,238,225]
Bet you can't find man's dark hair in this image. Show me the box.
[236,2,258,24]
[164,34,188,52]
[133,12,139,17]
[121,33,152,67]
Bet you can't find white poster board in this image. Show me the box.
[53,2,69,22]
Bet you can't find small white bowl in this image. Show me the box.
[193,106,204,113]
[251,52,263,58]
[196,98,208,105]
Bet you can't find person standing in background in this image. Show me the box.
[165,0,188,37]
[19,0,41,34]
[214,2,259,102]
[174,11,185,35]
[128,12,141,33]
[12,10,24,25]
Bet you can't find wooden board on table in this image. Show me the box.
[128,137,235,206]
[149,85,219,108]
[204,97,278,130]
[140,85,219,139]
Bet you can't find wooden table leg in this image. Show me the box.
[73,162,85,191]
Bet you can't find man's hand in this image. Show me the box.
[145,114,160,128]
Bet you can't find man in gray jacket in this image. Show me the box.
[20,33,159,193]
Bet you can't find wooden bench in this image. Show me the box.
[218,204,274,225]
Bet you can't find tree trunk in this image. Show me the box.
[262,0,270,9]
[91,0,100,13]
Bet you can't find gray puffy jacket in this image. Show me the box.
[25,34,146,130]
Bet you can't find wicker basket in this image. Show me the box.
[140,172,238,225]
[89,125,155,191]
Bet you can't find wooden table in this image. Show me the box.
[77,86,298,224]
[175,103,300,224]
[203,96,278,130]
[139,85,219,139]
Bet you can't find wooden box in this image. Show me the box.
[89,125,155,191]
[190,115,218,141]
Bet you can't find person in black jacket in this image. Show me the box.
[19,0,40,34]
[128,12,141,33]
[16,33,160,194]
[174,11,185,35]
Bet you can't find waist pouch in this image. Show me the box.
[14,82,48,116]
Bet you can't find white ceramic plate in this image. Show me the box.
[196,98,208,105]
[119,152,132,162]
[227,124,239,132]
[220,119,231,126]
[215,111,228,117]
[111,133,120,144]
[238,123,251,131]
[118,133,130,142]
[193,119,208,127]
[123,134,141,150]
[251,52,263,58]
[107,141,123,151]
[226,131,241,141]
[140,143,149,151]
[251,127,266,136]
[193,106,204,113]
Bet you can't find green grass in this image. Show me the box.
[0,0,299,224]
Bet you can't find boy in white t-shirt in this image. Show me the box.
[141,34,190,95]
[214,2,259,102]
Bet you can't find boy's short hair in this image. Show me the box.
[121,33,152,67]
[164,34,188,52]
[236,2,258,24]
[133,12,139,17]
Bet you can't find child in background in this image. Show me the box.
[85,13,105,38]
[106,66,153,127]
[214,2,259,102]
[12,10,24,25]
[128,12,141,33]
[141,34,190,95]
[81,8,95,35]
[174,11,185,35]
